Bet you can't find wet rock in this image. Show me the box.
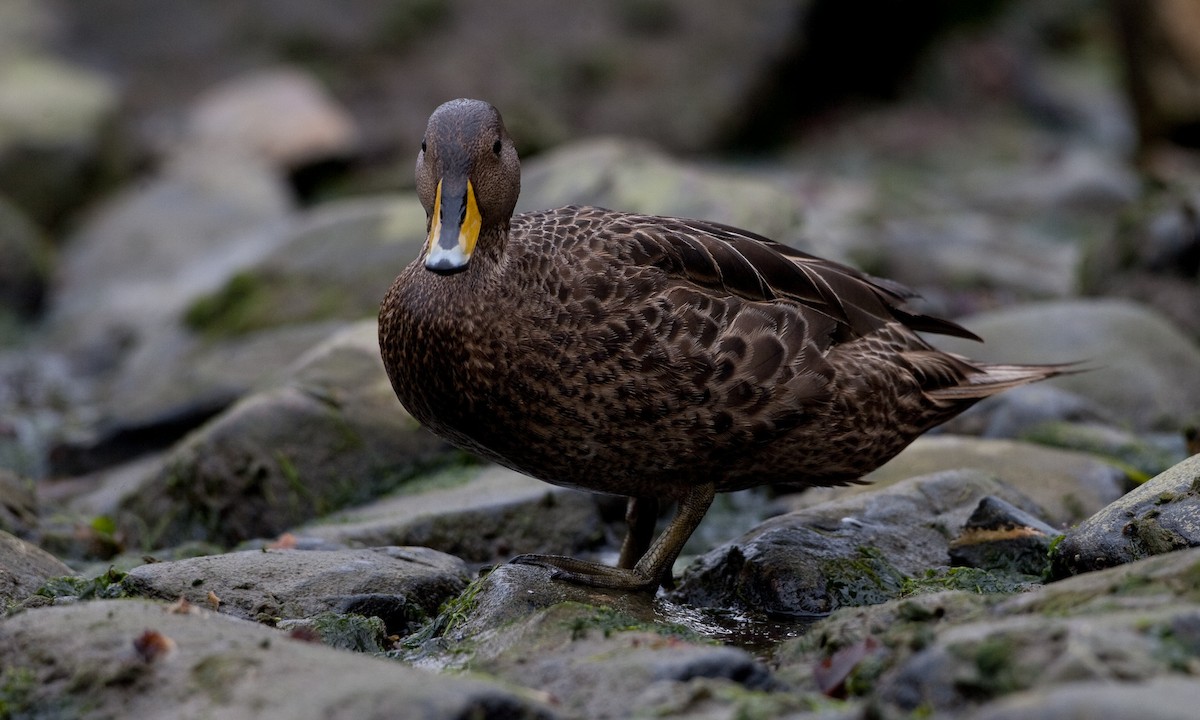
[300,464,607,565]
[184,67,358,171]
[672,470,1045,616]
[421,572,781,720]
[0,54,122,228]
[949,496,1063,576]
[517,138,805,245]
[933,299,1200,431]
[0,469,36,538]
[784,436,1128,527]
[0,599,553,720]
[115,321,453,549]
[439,563,666,643]
[0,529,76,608]
[1051,454,1200,577]
[122,546,468,635]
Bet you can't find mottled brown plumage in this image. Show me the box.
[379,99,1068,591]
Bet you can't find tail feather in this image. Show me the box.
[925,362,1083,401]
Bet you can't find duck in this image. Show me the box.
[379,98,1068,591]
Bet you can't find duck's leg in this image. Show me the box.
[510,483,715,591]
[617,496,659,569]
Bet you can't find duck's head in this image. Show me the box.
[416,99,521,275]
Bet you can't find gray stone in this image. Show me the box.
[122,546,469,635]
[425,577,781,720]
[440,563,666,644]
[773,548,1200,716]
[932,299,1200,431]
[782,436,1128,527]
[1052,454,1200,577]
[877,212,1082,298]
[974,678,1200,720]
[0,54,122,227]
[184,67,359,169]
[877,606,1200,715]
[58,0,805,155]
[936,384,1115,440]
[517,138,805,246]
[0,0,58,57]
[0,529,75,609]
[300,464,607,564]
[672,470,1045,616]
[1019,420,1188,480]
[47,147,292,358]
[115,321,454,549]
[0,599,554,720]
[179,196,426,339]
[1003,545,1200,616]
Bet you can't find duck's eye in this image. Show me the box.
[492,139,502,155]
[421,139,427,153]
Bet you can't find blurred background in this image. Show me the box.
[1,0,1199,555]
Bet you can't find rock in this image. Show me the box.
[418,568,784,720]
[52,322,343,476]
[0,0,59,57]
[949,496,1063,576]
[0,599,553,719]
[876,605,1200,715]
[0,196,48,320]
[0,54,122,228]
[179,196,425,340]
[973,677,1200,720]
[300,464,607,565]
[0,469,36,538]
[121,546,469,635]
[47,147,292,361]
[1019,421,1187,481]
[1004,545,1200,615]
[0,529,76,608]
[935,384,1116,440]
[877,212,1081,298]
[783,436,1128,527]
[59,0,806,156]
[932,299,1200,431]
[517,138,805,246]
[773,549,1200,717]
[48,196,425,474]
[115,321,455,549]
[671,470,1046,616]
[184,67,358,170]
[1051,454,1200,577]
